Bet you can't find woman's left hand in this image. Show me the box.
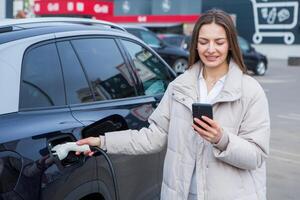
[192,116,223,144]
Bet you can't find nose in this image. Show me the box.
[207,42,216,53]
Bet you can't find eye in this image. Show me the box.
[216,39,226,45]
[198,40,207,45]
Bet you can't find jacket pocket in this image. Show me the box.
[206,161,244,199]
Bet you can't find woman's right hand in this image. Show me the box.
[76,137,101,156]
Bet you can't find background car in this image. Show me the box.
[122,25,189,74]
[0,18,176,200]
[238,36,268,76]
[157,33,191,51]
[159,33,268,76]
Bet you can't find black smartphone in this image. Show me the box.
[192,103,213,129]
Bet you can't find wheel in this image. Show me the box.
[173,58,188,74]
[254,61,266,76]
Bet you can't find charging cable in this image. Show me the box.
[51,142,120,200]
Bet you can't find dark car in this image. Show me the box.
[0,18,176,200]
[159,33,268,76]
[122,25,189,74]
[238,36,268,76]
[157,33,191,51]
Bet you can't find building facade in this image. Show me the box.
[0,0,13,19]
[4,0,300,59]
[204,0,300,59]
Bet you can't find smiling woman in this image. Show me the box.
[189,10,247,74]
[77,9,270,200]
[197,23,229,68]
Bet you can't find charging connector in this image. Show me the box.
[51,142,119,200]
[51,142,90,160]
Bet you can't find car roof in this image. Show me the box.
[0,18,130,45]
[0,17,126,31]
[119,24,149,31]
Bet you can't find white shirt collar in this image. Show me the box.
[199,67,227,84]
[199,67,227,104]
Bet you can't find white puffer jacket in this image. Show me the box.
[105,60,270,200]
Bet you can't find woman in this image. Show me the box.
[77,9,270,200]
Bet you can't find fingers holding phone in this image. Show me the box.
[192,103,222,144]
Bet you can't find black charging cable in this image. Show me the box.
[90,146,120,200]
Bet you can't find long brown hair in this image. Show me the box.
[188,9,247,73]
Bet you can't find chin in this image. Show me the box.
[202,61,222,68]
[202,58,227,68]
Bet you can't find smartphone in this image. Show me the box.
[192,103,213,129]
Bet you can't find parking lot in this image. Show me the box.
[255,59,300,200]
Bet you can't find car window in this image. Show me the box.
[126,28,161,48]
[238,36,250,52]
[20,43,65,109]
[125,29,141,39]
[71,38,136,101]
[57,41,94,105]
[139,30,161,48]
[164,36,182,47]
[121,39,173,96]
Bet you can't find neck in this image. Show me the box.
[203,62,229,81]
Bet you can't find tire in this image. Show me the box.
[172,58,188,74]
[254,61,266,76]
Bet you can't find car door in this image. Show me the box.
[0,41,91,200]
[118,38,176,190]
[58,36,162,200]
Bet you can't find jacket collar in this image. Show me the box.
[172,59,243,104]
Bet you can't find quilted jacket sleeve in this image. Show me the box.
[213,85,270,170]
[105,84,172,155]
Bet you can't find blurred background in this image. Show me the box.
[1,0,300,199]
[1,0,300,62]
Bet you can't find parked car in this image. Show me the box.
[237,36,268,76]
[122,25,189,74]
[157,33,191,51]
[0,18,176,200]
[159,33,268,76]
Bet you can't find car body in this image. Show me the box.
[121,25,189,74]
[0,18,176,200]
[159,33,268,76]
[238,36,268,76]
[157,33,191,51]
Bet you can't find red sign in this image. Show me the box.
[99,15,199,23]
[34,0,199,23]
[34,0,113,16]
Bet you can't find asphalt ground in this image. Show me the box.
[254,59,300,200]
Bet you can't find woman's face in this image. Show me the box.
[197,22,229,69]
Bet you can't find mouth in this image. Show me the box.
[205,56,219,62]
